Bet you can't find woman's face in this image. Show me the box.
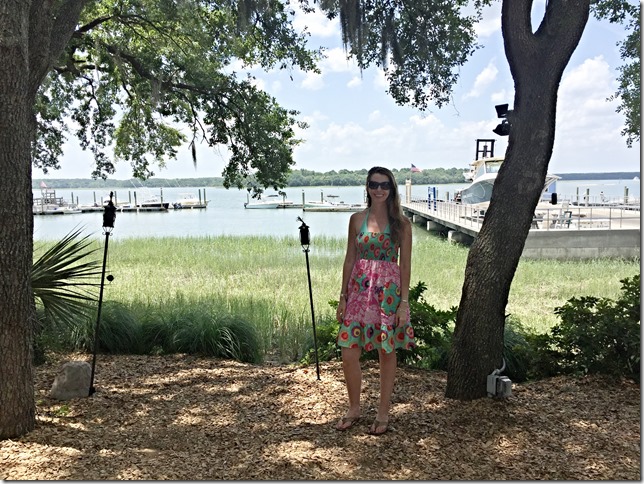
[367,172,392,205]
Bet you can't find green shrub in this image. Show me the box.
[536,274,640,381]
[501,317,535,382]
[301,314,341,364]
[397,281,456,370]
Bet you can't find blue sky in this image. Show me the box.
[35,2,641,180]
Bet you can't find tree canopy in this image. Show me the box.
[34,0,322,193]
[591,0,640,147]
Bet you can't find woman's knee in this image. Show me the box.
[342,346,362,363]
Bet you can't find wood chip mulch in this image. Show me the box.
[0,353,640,480]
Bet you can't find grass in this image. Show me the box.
[38,228,639,362]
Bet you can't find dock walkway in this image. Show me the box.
[402,199,640,260]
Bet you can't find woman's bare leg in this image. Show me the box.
[372,349,397,433]
[336,346,362,429]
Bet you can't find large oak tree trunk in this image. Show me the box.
[445,0,590,400]
[0,0,37,439]
[0,0,85,439]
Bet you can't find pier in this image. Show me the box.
[402,183,640,260]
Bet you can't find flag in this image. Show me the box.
[40,181,47,188]
[411,164,421,173]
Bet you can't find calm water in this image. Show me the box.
[33,180,640,241]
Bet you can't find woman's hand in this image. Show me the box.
[336,298,347,323]
[395,300,409,328]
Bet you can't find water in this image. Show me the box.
[33,180,640,241]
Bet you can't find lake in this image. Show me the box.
[33,179,640,241]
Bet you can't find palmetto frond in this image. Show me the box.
[32,226,103,326]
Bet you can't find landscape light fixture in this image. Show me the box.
[297,216,321,380]
[493,103,511,136]
[89,192,117,396]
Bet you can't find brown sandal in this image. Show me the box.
[335,415,361,431]
[368,419,389,435]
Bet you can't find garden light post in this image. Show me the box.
[297,216,321,380]
[89,192,116,396]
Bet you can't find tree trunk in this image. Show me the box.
[445,0,590,400]
[0,0,86,439]
[0,0,37,438]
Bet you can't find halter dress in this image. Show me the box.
[337,210,415,353]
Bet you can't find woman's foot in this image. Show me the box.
[368,418,389,435]
[335,414,361,431]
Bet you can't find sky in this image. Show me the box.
[34,1,641,180]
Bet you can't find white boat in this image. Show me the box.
[304,200,337,208]
[137,195,169,210]
[244,194,293,209]
[33,185,82,214]
[173,193,208,209]
[304,202,366,212]
[33,204,82,215]
[457,139,560,204]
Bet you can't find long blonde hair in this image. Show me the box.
[366,166,406,244]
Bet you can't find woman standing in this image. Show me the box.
[335,166,415,435]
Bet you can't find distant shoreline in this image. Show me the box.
[32,171,641,190]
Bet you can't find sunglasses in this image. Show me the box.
[368,180,392,190]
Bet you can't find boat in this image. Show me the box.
[304,200,337,208]
[137,195,169,210]
[173,192,209,209]
[33,184,82,214]
[304,194,340,209]
[304,202,366,212]
[457,139,560,204]
[244,193,294,209]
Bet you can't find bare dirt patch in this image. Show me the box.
[1,353,640,480]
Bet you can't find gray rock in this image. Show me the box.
[50,360,92,400]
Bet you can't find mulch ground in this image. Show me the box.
[0,353,640,480]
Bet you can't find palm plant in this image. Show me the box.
[32,227,102,343]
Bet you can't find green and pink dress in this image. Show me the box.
[337,211,415,353]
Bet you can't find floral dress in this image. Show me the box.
[337,210,415,353]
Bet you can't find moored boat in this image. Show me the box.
[173,192,208,209]
[457,139,559,204]
[244,193,295,209]
[33,183,82,214]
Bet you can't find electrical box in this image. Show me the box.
[487,374,512,398]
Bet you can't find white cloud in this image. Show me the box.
[475,8,501,38]
[373,69,388,90]
[301,71,325,90]
[292,5,339,38]
[347,76,362,88]
[368,110,382,123]
[321,47,359,73]
[491,89,512,104]
[464,61,498,99]
[270,80,282,93]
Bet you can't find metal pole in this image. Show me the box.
[89,230,110,396]
[297,217,320,380]
[304,247,320,380]
[89,193,116,396]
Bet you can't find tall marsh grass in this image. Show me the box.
[43,228,639,362]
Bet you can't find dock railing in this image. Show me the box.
[404,198,640,231]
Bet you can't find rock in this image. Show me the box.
[50,360,92,400]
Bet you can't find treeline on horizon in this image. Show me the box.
[32,168,640,190]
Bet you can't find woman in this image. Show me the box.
[335,166,415,435]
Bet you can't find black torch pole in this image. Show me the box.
[89,192,116,396]
[297,216,320,380]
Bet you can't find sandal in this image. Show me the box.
[335,415,361,431]
[368,419,389,436]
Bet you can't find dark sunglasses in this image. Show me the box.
[368,180,392,190]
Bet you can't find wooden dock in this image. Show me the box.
[402,199,640,260]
